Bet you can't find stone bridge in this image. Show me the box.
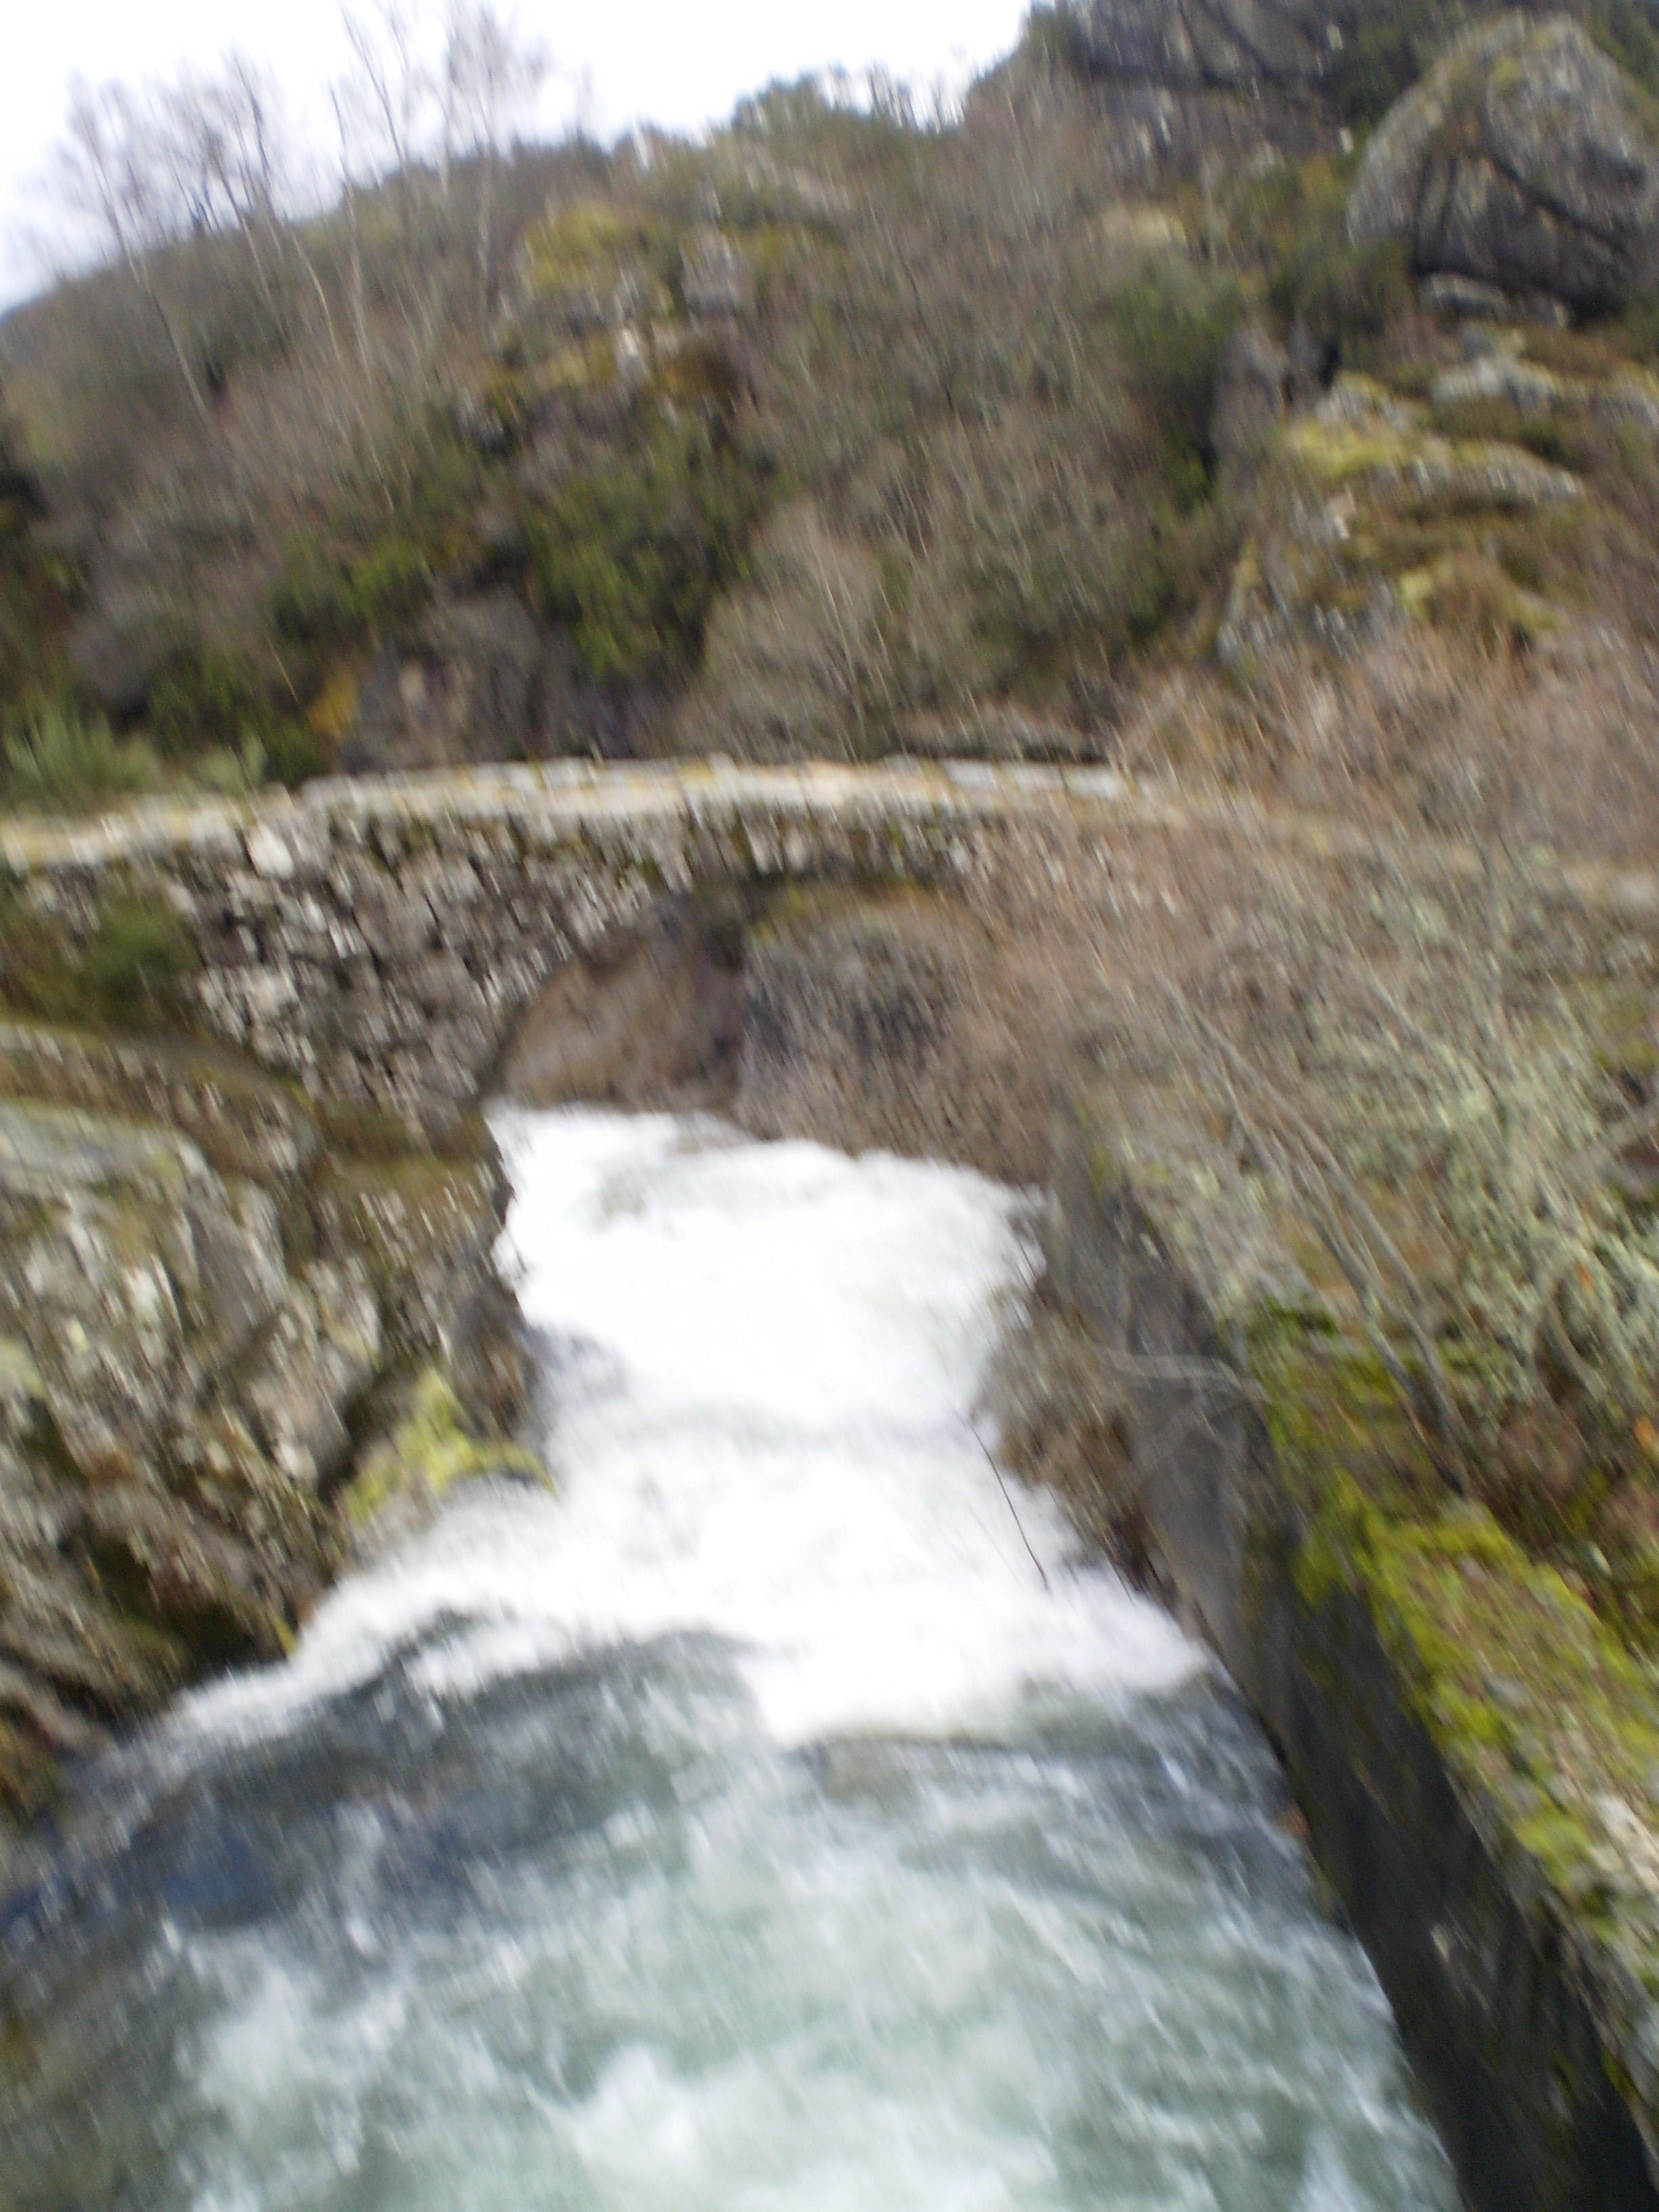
[0,761,1142,1137]
[5,757,1657,1140]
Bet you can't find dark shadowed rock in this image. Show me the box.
[1075,0,1338,94]
[344,591,548,772]
[1212,319,1293,466]
[500,899,745,1111]
[1348,14,1659,313]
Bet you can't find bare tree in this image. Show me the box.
[54,77,215,424]
[440,3,549,325]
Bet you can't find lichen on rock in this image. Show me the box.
[1348,14,1659,314]
[0,1021,524,1847]
[342,1367,546,1557]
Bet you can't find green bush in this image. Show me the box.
[1269,187,1408,368]
[1101,262,1244,487]
[346,539,432,632]
[525,425,762,681]
[268,531,432,758]
[0,888,197,1030]
[81,898,197,1015]
[262,718,327,789]
[272,535,433,651]
[146,646,271,760]
[271,544,359,650]
[3,704,163,810]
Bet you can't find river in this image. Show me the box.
[0,1108,1454,2210]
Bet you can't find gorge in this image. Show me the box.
[6,762,1659,2205]
[0,1106,1456,2210]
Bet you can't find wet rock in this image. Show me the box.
[0,1102,286,1482]
[1349,15,1659,314]
[0,1025,523,1842]
[237,1258,382,1490]
[342,1368,546,1561]
[310,1153,510,1369]
[76,1483,292,1663]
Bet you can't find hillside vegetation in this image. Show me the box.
[3,0,1659,805]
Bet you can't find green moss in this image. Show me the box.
[1284,413,1420,490]
[342,1368,546,1531]
[1284,1390,1659,1957]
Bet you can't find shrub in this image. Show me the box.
[3,703,163,810]
[1101,261,1244,486]
[272,536,432,651]
[0,888,197,1030]
[146,645,270,760]
[262,718,327,789]
[271,543,359,650]
[81,898,197,1015]
[346,538,432,633]
[525,424,762,681]
[1269,187,1408,370]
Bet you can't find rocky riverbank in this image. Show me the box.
[0,1019,527,1862]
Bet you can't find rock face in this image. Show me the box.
[344,592,552,773]
[1210,319,1293,467]
[1347,14,1659,313]
[739,906,966,1161]
[1042,1109,1659,2212]
[0,1029,522,1837]
[1074,0,1341,95]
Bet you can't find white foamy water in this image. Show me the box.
[0,1109,1456,2212]
[191,1108,1197,1748]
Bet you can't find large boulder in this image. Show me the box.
[1347,14,1659,314]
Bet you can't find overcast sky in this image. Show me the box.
[0,0,1030,308]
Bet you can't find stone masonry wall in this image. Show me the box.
[0,762,1132,1139]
